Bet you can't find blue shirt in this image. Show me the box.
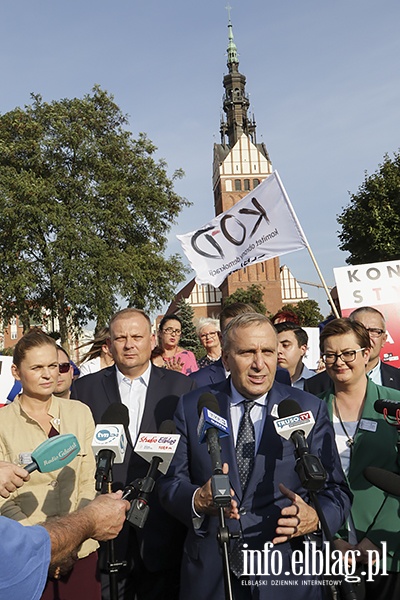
[0,517,50,600]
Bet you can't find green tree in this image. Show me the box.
[280,300,324,327]
[223,284,266,314]
[0,87,189,346]
[338,151,400,264]
[176,298,201,355]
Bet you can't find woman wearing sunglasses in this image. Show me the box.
[318,318,400,600]
[0,329,100,599]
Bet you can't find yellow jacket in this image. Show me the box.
[0,395,98,558]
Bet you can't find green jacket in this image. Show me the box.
[319,378,400,571]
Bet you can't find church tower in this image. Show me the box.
[213,15,282,314]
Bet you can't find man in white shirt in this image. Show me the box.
[71,307,196,600]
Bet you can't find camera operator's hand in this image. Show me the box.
[83,491,130,541]
[43,490,130,567]
[0,461,30,498]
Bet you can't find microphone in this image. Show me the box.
[92,403,129,491]
[364,466,400,497]
[275,399,315,456]
[25,434,80,474]
[275,399,326,491]
[197,392,231,506]
[374,399,400,418]
[127,420,179,529]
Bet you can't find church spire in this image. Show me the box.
[220,8,256,147]
[226,7,239,70]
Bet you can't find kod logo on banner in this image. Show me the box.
[96,427,119,443]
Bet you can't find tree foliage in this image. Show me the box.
[176,298,201,355]
[280,300,324,327]
[338,151,400,264]
[177,298,200,354]
[223,284,266,315]
[0,87,189,344]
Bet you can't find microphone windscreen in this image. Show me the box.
[197,392,220,417]
[278,398,302,419]
[159,420,176,434]
[364,466,400,497]
[374,399,400,417]
[101,403,130,429]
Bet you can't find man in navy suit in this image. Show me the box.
[190,302,291,387]
[71,308,196,600]
[159,313,351,599]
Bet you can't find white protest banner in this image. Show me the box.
[177,171,308,287]
[0,356,16,407]
[334,260,400,366]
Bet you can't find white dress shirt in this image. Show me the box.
[116,363,151,445]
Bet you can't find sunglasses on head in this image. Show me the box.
[58,362,71,374]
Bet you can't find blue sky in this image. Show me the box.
[1,1,400,314]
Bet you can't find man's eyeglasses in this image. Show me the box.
[200,331,218,339]
[59,362,71,374]
[322,348,366,366]
[365,328,385,338]
[162,327,181,336]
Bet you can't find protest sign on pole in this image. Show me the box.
[177,171,308,288]
[334,260,400,367]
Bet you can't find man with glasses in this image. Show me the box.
[349,306,400,387]
[305,306,400,395]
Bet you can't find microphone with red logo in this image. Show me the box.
[274,399,326,491]
[275,400,357,600]
[126,420,180,529]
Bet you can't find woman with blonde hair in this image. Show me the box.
[196,317,221,368]
[0,329,100,599]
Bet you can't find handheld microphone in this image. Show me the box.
[374,399,400,418]
[127,420,179,529]
[92,403,129,491]
[364,466,400,497]
[197,393,231,507]
[275,399,326,491]
[134,420,180,475]
[25,434,80,474]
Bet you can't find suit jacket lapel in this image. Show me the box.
[102,367,122,406]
